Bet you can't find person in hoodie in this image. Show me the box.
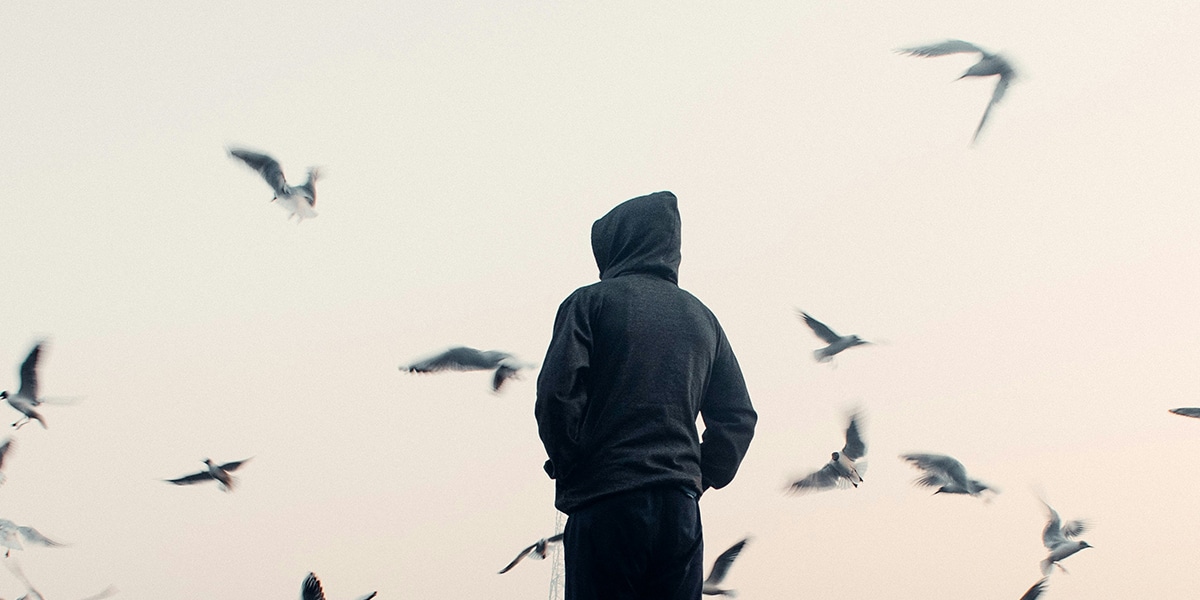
[535,191,757,600]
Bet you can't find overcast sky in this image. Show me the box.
[1,1,1199,598]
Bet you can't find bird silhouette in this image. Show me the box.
[898,39,1016,143]
[229,148,321,222]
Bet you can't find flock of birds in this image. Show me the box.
[2,34,1181,599]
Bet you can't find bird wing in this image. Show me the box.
[788,462,843,493]
[229,149,289,197]
[842,414,866,460]
[798,312,842,344]
[1062,519,1088,539]
[1018,578,1048,600]
[705,537,749,585]
[1170,407,1200,418]
[302,573,326,600]
[973,72,1012,143]
[218,457,252,472]
[492,365,519,392]
[17,526,63,548]
[497,542,538,574]
[898,39,985,57]
[354,594,377,600]
[901,453,966,482]
[1041,502,1065,548]
[404,346,496,372]
[0,438,14,471]
[165,470,214,485]
[77,586,118,600]
[16,343,42,400]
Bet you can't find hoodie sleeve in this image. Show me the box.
[698,328,756,491]
[534,293,593,480]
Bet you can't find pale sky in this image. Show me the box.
[1,1,1199,598]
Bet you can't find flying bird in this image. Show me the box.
[5,557,115,600]
[1,341,78,430]
[788,412,867,493]
[1018,578,1048,600]
[401,346,530,392]
[165,457,252,492]
[898,39,1016,143]
[498,533,564,574]
[302,572,376,600]
[900,453,996,499]
[703,537,750,597]
[1169,407,1200,419]
[1040,500,1092,575]
[0,520,65,557]
[229,147,321,222]
[797,311,869,362]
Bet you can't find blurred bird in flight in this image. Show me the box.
[401,346,531,392]
[898,39,1016,143]
[788,411,867,493]
[229,147,321,222]
[165,457,253,492]
[797,311,869,363]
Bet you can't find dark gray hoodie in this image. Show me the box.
[535,191,757,514]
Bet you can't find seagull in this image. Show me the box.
[302,572,376,600]
[1169,408,1200,419]
[228,148,321,222]
[1018,578,1048,600]
[498,533,564,574]
[165,457,252,492]
[788,412,867,493]
[401,346,530,392]
[898,39,1016,143]
[703,537,750,597]
[5,556,115,600]
[797,311,869,362]
[1,342,78,430]
[900,453,997,499]
[1040,500,1092,575]
[0,520,65,557]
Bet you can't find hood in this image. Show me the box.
[591,191,681,283]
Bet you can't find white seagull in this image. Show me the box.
[788,412,867,493]
[797,311,869,362]
[229,147,321,222]
[165,457,252,492]
[498,533,564,574]
[401,346,531,392]
[1040,500,1092,575]
[703,537,750,597]
[302,572,376,600]
[1,342,77,430]
[0,520,65,557]
[898,39,1016,143]
[1169,407,1200,419]
[900,453,997,499]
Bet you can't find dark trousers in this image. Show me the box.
[564,486,704,600]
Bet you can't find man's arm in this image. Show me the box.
[699,330,756,491]
[534,295,592,479]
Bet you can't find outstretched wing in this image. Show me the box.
[898,39,985,58]
[788,462,843,493]
[1062,519,1088,539]
[0,438,14,471]
[1041,501,1064,548]
[16,343,42,400]
[497,542,538,574]
[842,414,866,460]
[705,537,750,585]
[17,526,63,548]
[229,148,289,197]
[973,72,1012,143]
[1170,407,1200,419]
[798,312,841,344]
[492,365,519,392]
[302,573,326,600]
[901,453,965,482]
[219,457,252,472]
[165,470,214,485]
[403,347,497,373]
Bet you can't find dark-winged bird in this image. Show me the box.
[1018,578,1048,600]
[703,537,750,596]
[898,39,1017,143]
[797,311,868,362]
[302,572,376,600]
[1170,407,1200,419]
[498,533,564,574]
[229,148,321,222]
[1,341,77,430]
[900,453,996,500]
[165,457,252,492]
[401,346,529,392]
[788,412,867,493]
[1040,500,1092,575]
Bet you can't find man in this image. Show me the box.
[535,191,757,600]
